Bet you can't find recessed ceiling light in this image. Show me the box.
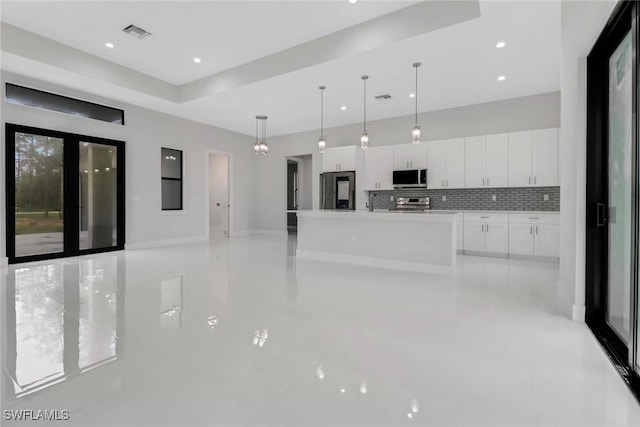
[105,42,114,49]
[497,75,506,81]
[496,41,506,48]
[409,93,416,98]
[341,106,347,111]
[349,0,358,4]
[193,57,201,63]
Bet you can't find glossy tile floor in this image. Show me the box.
[1,235,640,427]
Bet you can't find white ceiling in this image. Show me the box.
[0,1,560,138]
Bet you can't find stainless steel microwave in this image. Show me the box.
[392,169,427,188]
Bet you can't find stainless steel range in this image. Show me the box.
[390,197,431,211]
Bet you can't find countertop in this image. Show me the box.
[296,209,457,222]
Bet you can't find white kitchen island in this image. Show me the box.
[296,210,458,275]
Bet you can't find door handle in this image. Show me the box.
[534,176,537,185]
[535,225,538,235]
[597,203,607,227]
[528,176,531,185]
[486,224,489,233]
[530,225,532,234]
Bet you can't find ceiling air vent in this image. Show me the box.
[122,24,151,39]
[375,94,392,100]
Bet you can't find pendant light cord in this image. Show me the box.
[320,87,324,138]
[362,76,368,132]
[415,65,418,126]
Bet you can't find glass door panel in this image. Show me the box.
[79,142,118,251]
[607,30,633,343]
[14,132,64,258]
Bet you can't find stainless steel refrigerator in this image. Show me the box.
[320,171,356,210]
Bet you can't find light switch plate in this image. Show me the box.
[492,195,497,201]
[544,194,549,201]
[390,196,394,202]
[442,195,446,202]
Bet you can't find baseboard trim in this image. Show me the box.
[296,249,454,275]
[125,235,208,250]
[572,304,586,322]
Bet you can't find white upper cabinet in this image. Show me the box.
[508,128,559,187]
[393,143,427,170]
[428,138,465,189]
[485,133,509,188]
[427,140,447,189]
[446,139,466,189]
[464,134,508,188]
[508,131,533,187]
[322,146,358,172]
[532,128,559,187]
[363,146,394,191]
[464,136,486,188]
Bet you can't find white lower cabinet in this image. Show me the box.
[463,213,509,254]
[533,224,560,257]
[463,223,484,252]
[508,213,560,258]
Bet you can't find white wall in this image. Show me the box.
[559,0,618,321]
[1,71,254,259]
[252,92,560,232]
[208,153,229,233]
[299,155,313,210]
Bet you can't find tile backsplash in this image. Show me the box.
[368,186,560,211]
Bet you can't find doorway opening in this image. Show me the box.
[208,152,230,239]
[286,154,312,234]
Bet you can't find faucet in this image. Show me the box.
[368,192,377,212]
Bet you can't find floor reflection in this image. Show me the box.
[3,255,124,400]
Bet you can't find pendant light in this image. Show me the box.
[254,116,261,154]
[255,115,268,155]
[318,86,326,154]
[361,75,369,149]
[412,62,421,144]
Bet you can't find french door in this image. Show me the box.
[586,1,640,397]
[5,124,125,263]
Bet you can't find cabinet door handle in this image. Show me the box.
[536,225,538,235]
[534,176,537,185]
[482,224,484,232]
[530,225,533,234]
[482,178,485,186]
[529,217,539,220]
[446,179,449,187]
[486,178,489,186]
[480,216,489,219]
[486,224,489,233]
[442,180,444,187]
[528,176,531,185]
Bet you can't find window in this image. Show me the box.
[161,148,183,210]
[5,84,124,125]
